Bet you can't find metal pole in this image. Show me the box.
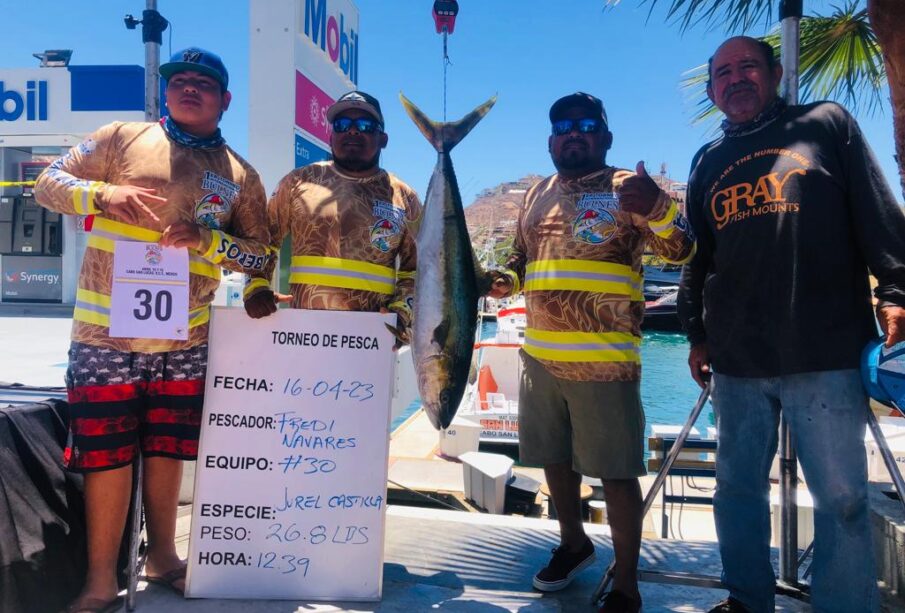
[778,0,803,587]
[778,423,799,584]
[591,381,713,604]
[143,0,163,121]
[779,0,802,105]
[866,404,905,515]
[126,459,144,611]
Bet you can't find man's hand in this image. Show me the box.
[244,289,291,319]
[488,273,513,299]
[878,305,905,347]
[160,221,203,250]
[688,343,711,389]
[98,185,164,225]
[618,161,660,218]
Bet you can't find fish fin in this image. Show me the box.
[399,92,497,154]
[432,320,450,348]
[384,323,406,347]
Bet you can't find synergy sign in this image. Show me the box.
[1,256,63,302]
[301,0,359,85]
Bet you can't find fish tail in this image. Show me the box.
[399,92,497,153]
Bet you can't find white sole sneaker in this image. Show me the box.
[531,550,596,592]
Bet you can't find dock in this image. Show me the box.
[4,315,905,610]
[124,503,820,612]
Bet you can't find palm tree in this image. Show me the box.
[622,0,905,200]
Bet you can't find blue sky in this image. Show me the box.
[1,0,900,204]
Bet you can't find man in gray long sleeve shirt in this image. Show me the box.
[678,36,905,613]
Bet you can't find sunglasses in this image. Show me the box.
[332,117,383,134]
[551,118,604,136]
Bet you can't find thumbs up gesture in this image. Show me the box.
[617,161,660,217]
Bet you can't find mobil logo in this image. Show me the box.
[303,0,359,84]
[0,80,48,121]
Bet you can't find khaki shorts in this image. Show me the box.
[518,350,646,479]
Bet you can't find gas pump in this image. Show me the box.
[0,194,64,302]
[0,197,12,254]
[0,196,61,255]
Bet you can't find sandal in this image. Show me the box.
[63,595,124,613]
[144,565,187,596]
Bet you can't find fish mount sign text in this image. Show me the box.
[186,307,397,600]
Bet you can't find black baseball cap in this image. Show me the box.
[160,47,229,90]
[327,91,384,126]
[549,92,608,128]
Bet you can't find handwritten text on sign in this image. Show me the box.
[186,308,396,600]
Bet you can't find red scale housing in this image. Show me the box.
[432,0,459,34]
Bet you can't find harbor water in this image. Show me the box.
[391,322,713,444]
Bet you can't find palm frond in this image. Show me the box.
[786,2,885,115]
[638,0,778,33]
[680,62,725,136]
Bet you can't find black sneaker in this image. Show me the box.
[707,598,751,613]
[532,538,596,591]
[599,590,642,613]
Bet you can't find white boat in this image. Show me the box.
[440,297,525,454]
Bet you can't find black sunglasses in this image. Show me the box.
[551,118,604,136]
[332,117,383,134]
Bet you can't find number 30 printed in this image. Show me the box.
[133,289,173,321]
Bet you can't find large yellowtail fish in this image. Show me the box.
[399,92,496,430]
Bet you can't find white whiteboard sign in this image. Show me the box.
[186,307,396,600]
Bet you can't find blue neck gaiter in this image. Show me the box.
[159,116,225,150]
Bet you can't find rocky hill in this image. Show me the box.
[464,175,543,249]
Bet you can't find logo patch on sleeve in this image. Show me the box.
[572,193,619,244]
[195,194,230,229]
[201,171,240,203]
[196,171,240,229]
[370,200,405,253]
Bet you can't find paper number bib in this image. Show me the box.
[110,241,190,340]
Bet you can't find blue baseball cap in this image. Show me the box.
[160,47,229,90]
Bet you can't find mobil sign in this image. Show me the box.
[301,0,359,85]
[0,66,143,136]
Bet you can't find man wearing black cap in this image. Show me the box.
[34,47,271,611]
[245,91,421,349]
[489,93,695,612]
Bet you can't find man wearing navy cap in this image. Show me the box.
[245,91,421,353]
[490,92,695,612]
[34,47,271,611]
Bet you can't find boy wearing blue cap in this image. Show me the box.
[34,48,271,612]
